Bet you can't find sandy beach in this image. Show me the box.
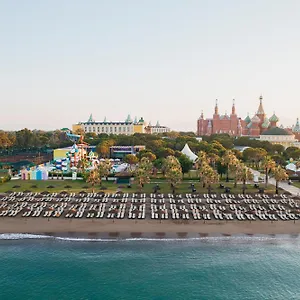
[1,218,300,237]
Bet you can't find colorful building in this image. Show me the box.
[197,96,280,137]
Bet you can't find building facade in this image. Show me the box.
[72,115,145,136]
[197,96,280,137]
[144,121,170,134]
[260,127,300,148]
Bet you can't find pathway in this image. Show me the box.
[250,168,300,196]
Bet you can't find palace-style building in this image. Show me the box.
[197,96,283,137]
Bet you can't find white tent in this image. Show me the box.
[286,163,297,172]
[181,143,198,162]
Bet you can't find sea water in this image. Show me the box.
[0,234,300,300]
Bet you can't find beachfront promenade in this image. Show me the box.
[250,169,300,196]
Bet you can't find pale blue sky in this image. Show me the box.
[1,0,300,131]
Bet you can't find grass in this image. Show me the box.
[0,179,279,195]
[292,181,300,189]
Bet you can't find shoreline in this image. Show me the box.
[1,218,300,237]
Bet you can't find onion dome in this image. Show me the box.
[269,113,279,123]
[261,117,270,128]
[244,113,251,123]
[251,115,260,123]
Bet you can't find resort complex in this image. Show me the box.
[197,96,300,142]
[72,114,170,135]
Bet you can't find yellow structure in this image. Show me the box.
[53,148,70,160]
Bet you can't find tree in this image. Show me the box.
[138,150,156,162]
[163,156,183,194]
[86,168,101,192]
[96,139,115,158]
[197,162,219,194]
[221,150,237,182]
[262,156,276,187]
[273,165,288,194]
[243,147,267,168]
[135,157,153,192]
[236,164,254,194]
[124,154,139,173]
[178,154,193,174]
[98,159,112,186]
[284,147,300,161]
[229,159,243,188]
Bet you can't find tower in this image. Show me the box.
[231,99,236,115]
[214,99,219,116]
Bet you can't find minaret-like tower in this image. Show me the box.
[231,99,236,115]
[256,95,265,119]
[214,99,219,116]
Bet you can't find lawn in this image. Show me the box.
[292,181,300,189]
[0,179,279,195]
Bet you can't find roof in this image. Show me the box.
[257,95,265,115]
[261,127,293,136]
[261,117,270,128]
[269,113,279,123]
[181,143,198,162]
[244,115,251,123]
[293,118,300,132]
[251,115,260,123]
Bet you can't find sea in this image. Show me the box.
[0,234,300,300]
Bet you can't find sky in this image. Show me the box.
[0,0,300,132]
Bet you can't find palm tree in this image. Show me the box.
[207,153,220,169]
[273,165,289,194]
[86,167,101,192]
[236,164,254,194]
[124,154,139,174]
[229,158,242,188]
[98,159,112,186]
[163,156,183,194]
[201,164,219,194]
[262,156,276,187]
[135,157,153,192]
[221,150,237,182]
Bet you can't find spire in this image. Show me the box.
[200,110,204,119]
[134,116,138,124]
[293,117,300,132]
[231,99,236,115]
[214,99,219,115]
[104,116,107,123]
[125,114,132,123]
[87,114,94,123]
[257,95,265,116]
[156,120,160,127]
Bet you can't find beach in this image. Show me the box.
[1,218,300,237]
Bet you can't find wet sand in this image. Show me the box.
[1,218,300,237]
